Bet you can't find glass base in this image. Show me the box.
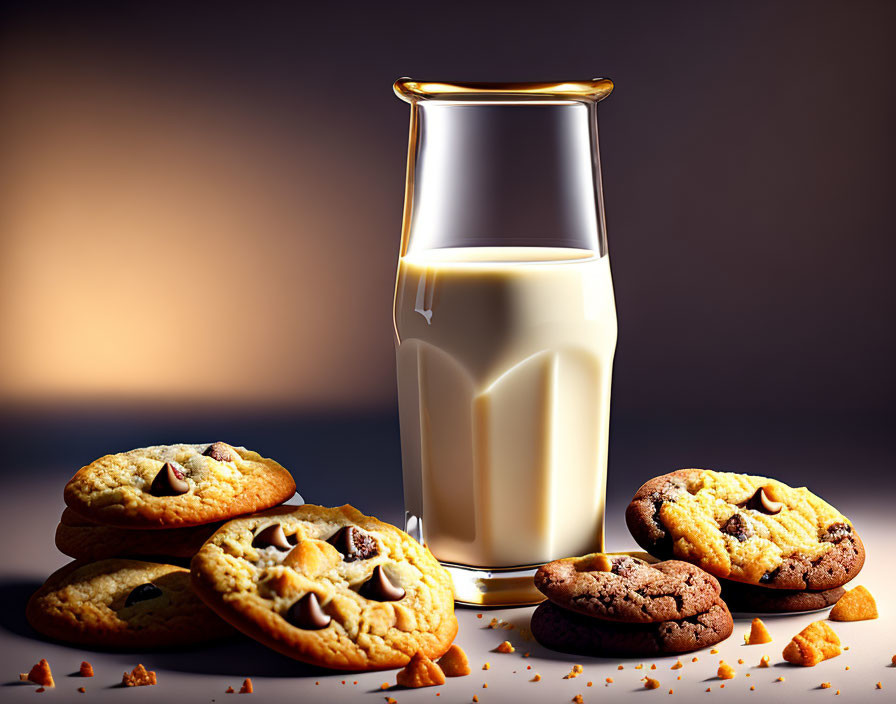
[442,562,547,606]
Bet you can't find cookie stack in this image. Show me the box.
[530,553,734,656]
[625,469,865,614]
[28,442,297,647]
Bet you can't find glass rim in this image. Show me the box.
[393,78,614,104]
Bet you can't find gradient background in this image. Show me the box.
[1,0,894,518]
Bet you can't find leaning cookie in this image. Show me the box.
[64,442,296,529]
[719,579,845,614]
[625,469,864,590]
[26,559,234,648]
[531,598,733,656]
[55,508,222,561]
[190,504,458,671]
[535,553,721,623]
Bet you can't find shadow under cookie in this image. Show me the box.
[719,579,844,614]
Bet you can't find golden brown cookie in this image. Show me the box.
[625,469,864,589]
[190,504,457,671]
[63,443,296,529]
[55,508,222,561]
[26,559,234,647]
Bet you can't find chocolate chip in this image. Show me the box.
[125,583,163,607]
[721,513,753,542]
[743,487,783,515]
[252,523,293,550]
[285,592,331,630]
[203,442,234,462]
[149,462,189,496]
[327,526,378,562]
[822,522,852,542]
[359,565,405,602]
[759,568,779,584]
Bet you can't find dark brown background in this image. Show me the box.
[0,0,893,512]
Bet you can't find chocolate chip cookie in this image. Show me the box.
[190,504,457,671]
[26,559,234,647]
[625,469,864,590]
[55,508,222,561]
[534,553,722,623]
[64,443,296,529]
[531,598,733,656]
[719,579,845,613]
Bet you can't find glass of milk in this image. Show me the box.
[392,79,617,605]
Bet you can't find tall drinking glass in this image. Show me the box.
[392,79,617,605]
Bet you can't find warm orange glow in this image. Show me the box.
[0,42,396,408]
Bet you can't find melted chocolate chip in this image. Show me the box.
[327,526,378,562]
[285,592,331,630]
[125,583,163,607]
[252,524,293,550]
[721,513,753,542]
[359,565,405,602]
[822,522,852,543]
[149,462,189,496]
[743,488,783,515]
[203,442,234,462]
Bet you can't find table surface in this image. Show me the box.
[0,409,893,702]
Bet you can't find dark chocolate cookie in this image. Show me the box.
[719,579,845,613]
[625,469,865,590]
[531,598,733,657]
[534,553,720,623]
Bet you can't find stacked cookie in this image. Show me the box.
[28,442,297,647]
[625,469,865,614]
[531,553,734,656]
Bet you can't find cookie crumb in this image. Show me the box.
[79,662,93,678]
[669,689,674,695]
[380,683,390,690]
[531,674,541,682]
[239,678,253,693]
[776,676,785,682]
[564,664,583,679]
[572,696,583,703]
[835,690,840,695]
[396,652,445,688]
[587,681,592,687]
[706,687,711,692]
[671,660,683,670]
[495,640,515,654]
[720,684,725,688]
[750,686,755,691]
[526,665,531,670]
[830,585,877,622]
[846,666,850,670]
[710,648,718,654]
[487,618,499,629]
[876,682,883,689]
[891,654,895,665]
[122,664,156,687]
[606,677,614,683]
[437,644,471,677]
[782,621,841,666]
[78,687,86,693]
[476,614,482,618]
[643,677,660,689]
[759,655,770,668]
[20,659,54,688]
[386,698,397,704]
[472,697,478,703]
[692,657,699,662]
[746,673,751,677]
[523,652,531,658]
[746,617,772,645]
[821,682,831,689]
[36,687,45,693]
[226,687,234,693]
[717,663,735,680]
[618,665,624,670]
[650,664,657,670]
[482,663,490,671]
[677,676,682,680]
[635,664,643,670]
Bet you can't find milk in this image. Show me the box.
[394,246,617,567]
